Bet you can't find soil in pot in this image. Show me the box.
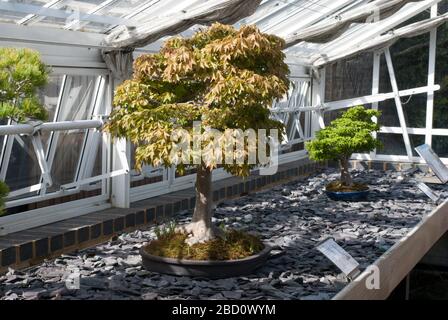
[326,180,369,192]
[144,229,264,261]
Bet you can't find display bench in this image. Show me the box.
[1,162,448,300]
[334,199,448,300]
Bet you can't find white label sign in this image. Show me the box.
[316,238,360,278]
[416,182,439,202]
[415,144,448,184]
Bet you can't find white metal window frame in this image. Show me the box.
[0,68,121,236]
[0,70,110,205]
[311,3,448,165]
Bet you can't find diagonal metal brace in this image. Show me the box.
[30,131,53,187]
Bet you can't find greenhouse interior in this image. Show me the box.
[1,0,448,305]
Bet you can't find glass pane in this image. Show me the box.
[5,136,40,192]
[24,0,106,28]
[377,30,430,129]
[1,74,63,193]
[0,9,27,23]
[57,75,97,121]
[49,129,87,188]
[432,136,448,158]
[40,75,64,121]
[130,144,165,187]
[378,93,427,128]
[47,75,99,189]
[376,133,424,157]
[441,1,448,14]
[324,104,373,126]
[433,20,448,129]
[91,139,102,177]
[379,33,429,92]
[324,52,373,102]
[105,0,150,17]
[39,75,64,149]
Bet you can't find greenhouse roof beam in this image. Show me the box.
[314,0,442,60]
[310,10,448,67]
[330,0,434,47]
[64,0,122,31]
[286,0,443,66]
[284,0,410,46]
[0,22,108,49]
[257,0,359,37]
[101,0,162,34]
[16,0,64,25]
[0,1,137,27]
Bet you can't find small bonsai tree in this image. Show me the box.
[0,47,50,211]
[106,23,290,245]
[306,106,381,189]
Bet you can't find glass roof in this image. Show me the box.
[0,0,152,33]
[0,0,445,67]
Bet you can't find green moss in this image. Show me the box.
[326,181,368,192]
[145,229,264,261]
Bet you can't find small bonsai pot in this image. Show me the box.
[140,243,271,279]
[325,187,370,201]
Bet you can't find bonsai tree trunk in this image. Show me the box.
[178,165,222,245]
[339,156,353,186]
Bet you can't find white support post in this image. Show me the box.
[384,47,413,160]
[371,50,381,159]
[311,68,325,137]
[110,137,130,208]
[370,10,381,160]
[317,68,326,129]
[425,4,438,146]
[109,76,130,208]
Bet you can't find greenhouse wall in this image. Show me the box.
[0,0,447,235]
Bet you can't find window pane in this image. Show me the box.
[2,75,64,193]
[433,20,448,129]
[48,75,99,190]
[432,136,448,158]
[378,93,427,128]
[324,52,373,102]
[5,136,40,192]
[376,133,424,157]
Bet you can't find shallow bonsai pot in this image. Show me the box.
[325,187,370,201]
[140,243,271,279]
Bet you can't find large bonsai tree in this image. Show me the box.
[306,106,381,187]
[106,23,290,244]
[0,47,50,213]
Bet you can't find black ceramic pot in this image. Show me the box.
[140,243,271,279]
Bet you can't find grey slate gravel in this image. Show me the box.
[1,168,447,300]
